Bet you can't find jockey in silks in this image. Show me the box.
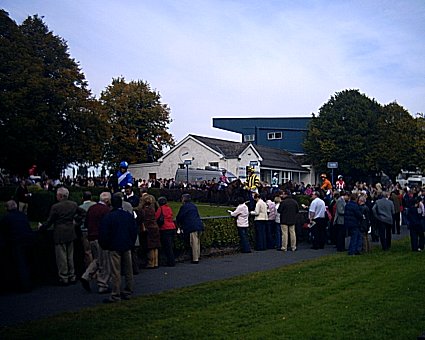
[335,175,346,192]
[218,169,230,190]
[244,166,260,210]
[117,161,133,190]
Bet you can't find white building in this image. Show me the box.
[129,134,312,185]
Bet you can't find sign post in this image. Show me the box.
[184,160,192,185]
[327,162,339,186]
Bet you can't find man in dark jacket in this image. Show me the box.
[277,190,299,251]
[176,194,204,264]
[0,200,35,291]
[372,191,395,250]
[99,194,138,303]
[344,193,363,255]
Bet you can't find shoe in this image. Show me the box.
[291,248,297,252]
[57,281,69,287]
[191,261,199,264]
[98,288,110,294]
[80,278,91,292]
[120,293,131,300]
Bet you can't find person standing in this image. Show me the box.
[344,193,363,255]
[334,191,349,252]
[15,180,31,215]
[39,187,85,286]
[99,195,138,303]
[308,191,327,249]
[274,195,282,250]
[407,197,424,252]
[0,200,35,292]
[372,191,395,251]
[390,189,402,235]
[271,173,279,194]
[124,184,140,208]
[139,195,161,269]
[278,190,299,252]
[176,194,204,264]
[266,196,277,249]
[250,193,268,251]
[229,197,251,253]
[78,191,96,269]
[80,192,112,294]
[358,196,371,253]
[156,197,177,266]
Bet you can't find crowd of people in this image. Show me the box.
[1,163,424,303]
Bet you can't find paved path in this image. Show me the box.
[0,230,409,327]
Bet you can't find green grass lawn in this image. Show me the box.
[168,201,231,218]
[1,238,424,339]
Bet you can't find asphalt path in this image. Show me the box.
[0,229,409,328]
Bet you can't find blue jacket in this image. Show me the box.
[99,208,138,252]
[344,200,362,230]
[176,202,204,234]
[116,170,133,189]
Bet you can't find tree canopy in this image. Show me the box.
[100,77,175,167]
[303,89,425,182]
[0,10,109,177]
[0,11,174,178]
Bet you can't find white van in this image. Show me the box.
[175,168,237,184]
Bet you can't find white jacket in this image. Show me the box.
[251,199,268,221]
[230,203,249,227]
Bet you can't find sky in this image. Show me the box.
[2,0,425,144]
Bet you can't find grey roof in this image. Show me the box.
[190,135,306,171]
[190,135,248,157]
[254,145,306,171]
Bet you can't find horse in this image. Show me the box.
[208,178,245,206]
[226,178,247,205]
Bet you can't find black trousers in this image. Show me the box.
[312,218,327,249]
[378,220,392,250]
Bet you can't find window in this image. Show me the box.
[209,162,219,168]
[244,134,255,142]
[267,132,283,140]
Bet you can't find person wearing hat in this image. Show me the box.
[320,174,332,191]
[244,167,260,210]
[117,161,133,190]
[335,175,345,192]
[218,169,230,191]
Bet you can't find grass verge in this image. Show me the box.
[1,238,424,339]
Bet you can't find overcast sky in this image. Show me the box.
[2,0,425,143]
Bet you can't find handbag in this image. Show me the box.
[157,207,165,227]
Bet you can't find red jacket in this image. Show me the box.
[155,204,176,231]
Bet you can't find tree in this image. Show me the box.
[100,77,175,167]
[303,89,382,181]
[0,11,108,177]
[373,102,418,180]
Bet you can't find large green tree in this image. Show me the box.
[100,77,175,167]
[303,89,422,182]
[0,11,108,177]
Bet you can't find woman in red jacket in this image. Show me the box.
[156,197,177,267]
